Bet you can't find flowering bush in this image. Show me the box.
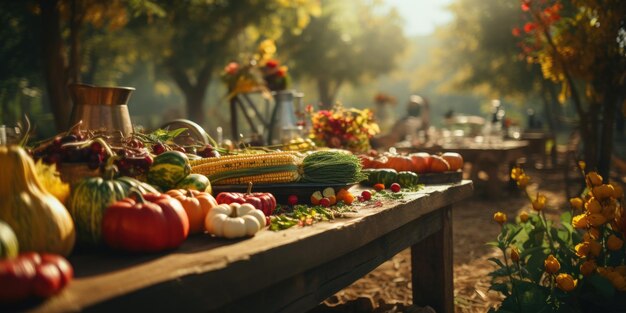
[489,164,626,312]
[308,103,380,153]
[220,39,290,97]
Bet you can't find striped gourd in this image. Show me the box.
[147,151,191,190]
[190,152,301,185]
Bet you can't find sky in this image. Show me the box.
[383,0,454,36]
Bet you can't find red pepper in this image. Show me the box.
[215,183,277,216]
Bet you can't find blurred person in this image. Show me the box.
[371,95,430,150]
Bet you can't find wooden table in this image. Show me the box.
[23,182,473,313]
[397,140,528,198]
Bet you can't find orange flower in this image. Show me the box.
[607,235,624,251]
[544,255,560,274]
[493,212,507,225]
[575,242,590,258]
[532,193,546,211]
[519,211,529,223]
[569,197,583,210]
[580,260,597,276]
[510,246,520,263]
[556,273,577,292]
[572,214,589,229]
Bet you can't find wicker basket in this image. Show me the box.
[58,163,102,186]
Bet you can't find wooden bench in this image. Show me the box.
[20,182,473,313]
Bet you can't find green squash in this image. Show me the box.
[68,167,147,245]
[397,171,420,187]
[147,151,191,190]
[363,168,398,186]
[0,220,19,259]
[176,174,212,194]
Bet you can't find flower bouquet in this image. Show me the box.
[308,103,380,153]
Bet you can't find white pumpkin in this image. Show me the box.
[205,203,266,238]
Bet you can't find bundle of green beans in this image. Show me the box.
[300,151,367,184]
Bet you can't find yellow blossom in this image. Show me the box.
[578,161,586,170]
[580,260,597,276]
[569,197,583,210]
[532,193,547,211]
[587,172,603,186]
[511,167,524,181]
[556,273,577,292]
[588,213,608,227]
[592,184,614,200]
[517,174,530,188]
[585,198,602,214]
[607,235,624,251]
[575,242,590,258]
[601,201,617,220]
[589,240,602,257]
[510,247,520,263]
[493,212,507,225]
[544,255,561,274]
[572,214,589,229]
[519,211,529,223]
[610,182,624,199]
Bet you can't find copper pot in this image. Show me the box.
[68,83,135,136]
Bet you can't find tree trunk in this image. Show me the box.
[68,0,82,84]
[317,78,333,109]
[167,62,213,127]
[597,89,618,182]
[184,88,208,126]
[40,0,71,132]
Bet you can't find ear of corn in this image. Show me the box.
[190,152,302,185]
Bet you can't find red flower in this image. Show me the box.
[224,62,239,75]
[521,0,530,11]
[276,68,286,77]
[523,22,536,33]
[512,27,521,37]
[265,59,279,68]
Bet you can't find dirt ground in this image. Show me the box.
[310,158,608,313]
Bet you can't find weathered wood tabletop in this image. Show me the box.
[23,181,473,313]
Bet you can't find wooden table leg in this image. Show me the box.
[411,205,453,313]
[230,97,238,140]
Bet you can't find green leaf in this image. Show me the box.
[488,267,511,278]
[588,274,616,299]
[488,257,505,268]
[560,211,573,224]
[526,249,548,283]
[489,282,510,296]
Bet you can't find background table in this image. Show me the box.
[21,182,473,313]
[397,140,528,198]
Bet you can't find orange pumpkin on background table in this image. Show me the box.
[441,152,464,171]
[429,155,451,173]
[409,153,431,173]
[385,155,414,172]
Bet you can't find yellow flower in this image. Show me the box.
[607,235,624,251]
[569,197,583,210]
[519,211,529,223]
[580,260,597,276]
[510,246,520,263]
[586,172,603,186]
[532,193,547,211]
[578,161,586,170]
[517,174,530,188]
[544,255,561,274]
[493,212,507,225]
[588,213,608,227]
[511,167,524,181]
[601,201,617,220]
[575,242,590,258]
[572,214,589,229]
[592,184,614,200]
[584,198,602,214]
[610,182,624,199]
[556,273,577,292]
[589,240,602,257]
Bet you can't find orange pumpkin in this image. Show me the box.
[166,189,218,234]
[369,156,388,169]
[385,156,414,172]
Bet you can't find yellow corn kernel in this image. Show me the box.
[217,170,300,185]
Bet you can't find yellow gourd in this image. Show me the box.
[0,146,75,256]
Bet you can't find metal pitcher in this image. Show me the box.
[68,83,135,136]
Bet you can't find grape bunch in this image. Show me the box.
[33,134,110,170]
[113,148,153,178]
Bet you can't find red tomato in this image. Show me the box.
[441,152,464,171]
[41,254,73,288]
[0,257,37,302]
[287,195,298,206]
[32,263,62,298]
[429,155,451,173]
[102,193,190,253]
[390,183,401,193]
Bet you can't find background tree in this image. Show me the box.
[517,0,626,180]
[142,0,320,127]
[434,0,563,131]
[281,0,407,108]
